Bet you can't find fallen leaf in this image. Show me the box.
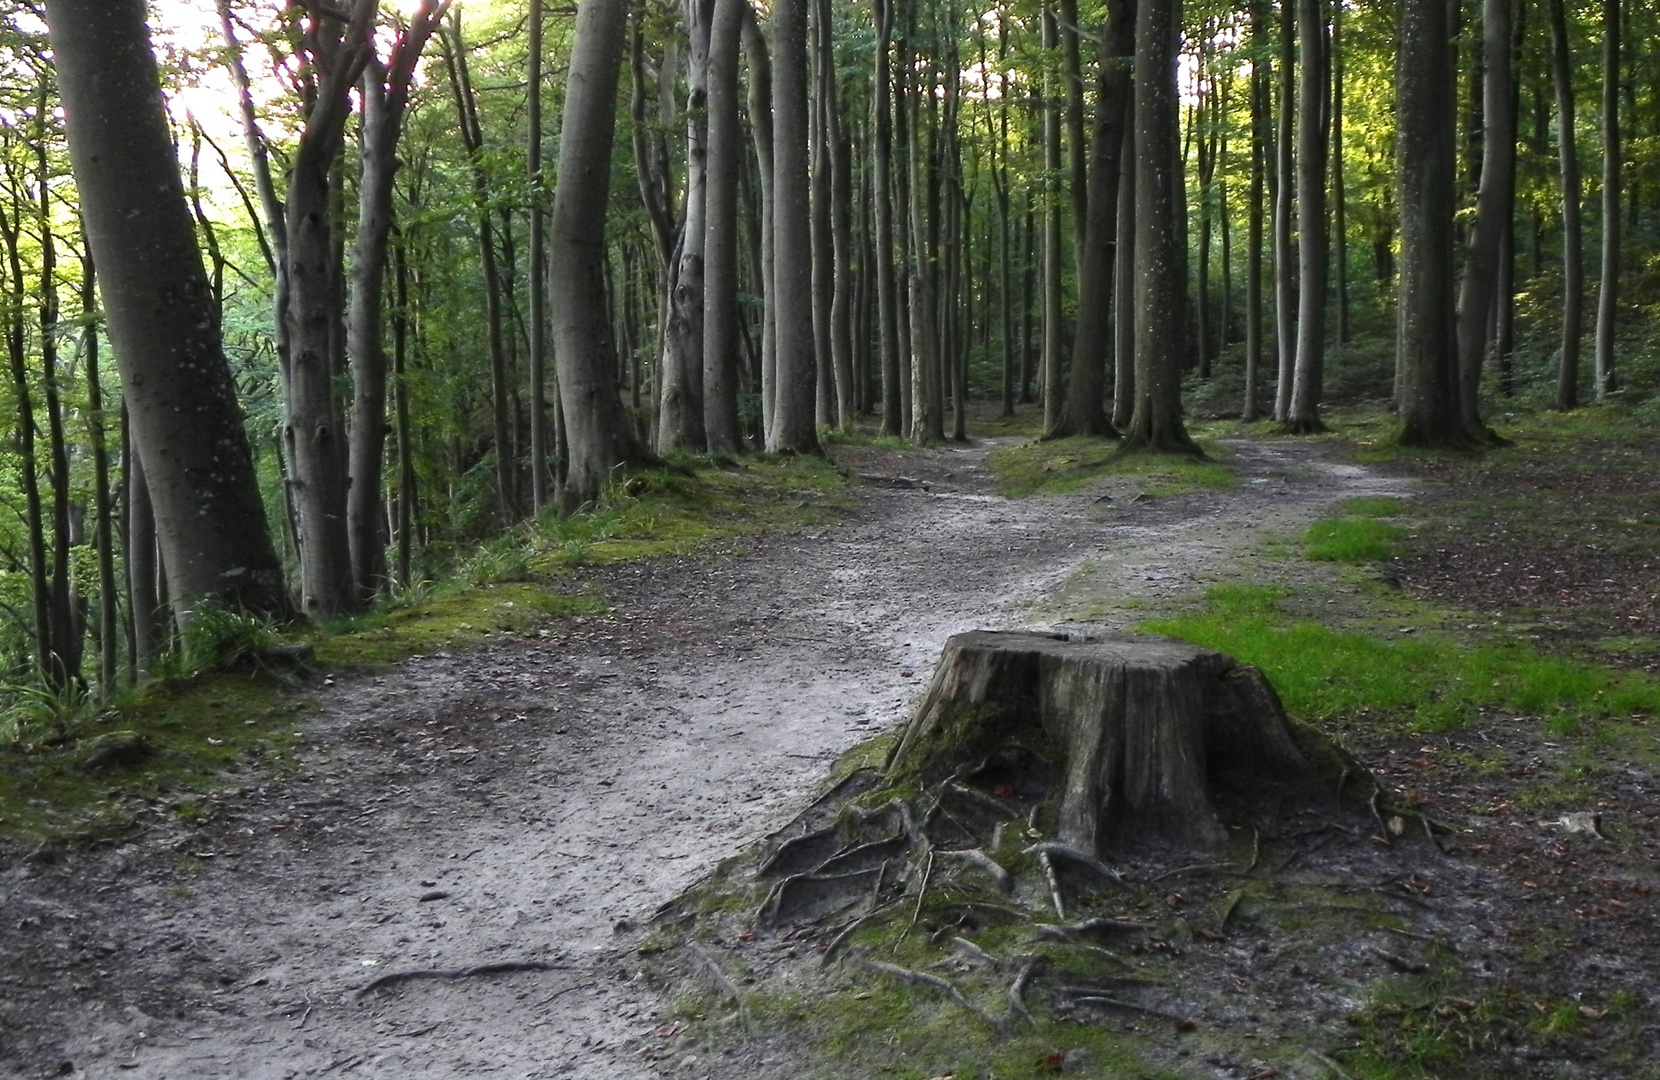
[1174,1019,1197,1032]
[1247,1067,1278,1079]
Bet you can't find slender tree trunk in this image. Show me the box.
[48,0,288,623]
[810,0,836,429]
[550,0,652,508]
[527,0,551,508]
[1396,0,1467,446]
[1121,0,1200,454]
[659,1,714,451]
[768,0,822,453]
[872,0,903,436]
[1245,0,1268,421]
[1112,116,1136,429]
[1594,0,1620,399]
[1331,6,1348,345]
[36,160,79,689]
[1453,0,1513,441]
[392,235,416,587]
[80,252,117,696]
[739,6,775,442]
[1060,0,1089,259]
[1284,0,1328,433]
[1273,0,1297,421]
[824,0,856,432]
[1548,0,1583,410]
[1041,7,1065,432]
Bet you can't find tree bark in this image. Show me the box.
[527,0,551,507]
[1040,7,1065,433]
[1120,0,1200,455]
[1395,0,1467,447]
[1594,0,1619,400]
[873,0,904,436]
[1547,0,1583,411]
[704,0,745,453]
[1112,116,1136,429]
[768,0,822,454]
[1272,0,1296,421]
[1245,0,1269,422]
[661,0,714,452]
[1283,0,1327,434]
[550,0,653,508]
[1453,0,1512,442]
[885,632,1313,851]
[47,0,288,624]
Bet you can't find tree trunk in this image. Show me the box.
[768,0,822,454]
[885,632,1313,851]
[740,7,776,442]
[1245,0,1268,422]
[810,0,836,430]
[1548,0,1583,411]
[1112,116,1136,430]
[1060,0,1089,260]
[1594,0,1619,400]
[1272,0,1296,421]
[1284,0,1327,434]
[1054,0,1133,438]
[1453,0,1513,442]
[1331,7,1348,346]
[1040,7,1065,433]
[825,0,856,433]
[80,252,118,696]
[659,1,714,452]
[528,0,551,508]
[1121,0,1200,455]
[47,0,288,624]
[873,0,903,436]
[704,0,745,453]
[550,0,652,508]
[1395,0,1467,447]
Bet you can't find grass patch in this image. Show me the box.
[988,435,1236,498]
[0,670,306,848]
[1142,584,1660,732]
[1305,517,1406,562]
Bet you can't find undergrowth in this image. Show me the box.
[988,435,1236,498]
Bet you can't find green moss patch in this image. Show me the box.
[1142,585,1660,733]
[988,435,1236,498]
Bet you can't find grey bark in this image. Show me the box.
[1272,0,1296,421]
[1548,0,1583,410]
[873,0,904,436]
[1283,0,1327,434]
[550,0,652,508]
[1040,7,1064,433]
[767,0,822,453]
[47,0,287,624]
[661,0,714,451]
[1594,0,1619,399]
[703,0,745,453]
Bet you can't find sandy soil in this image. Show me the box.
[0,436,1409,1080]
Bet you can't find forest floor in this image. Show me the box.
[2,409,1656,1080]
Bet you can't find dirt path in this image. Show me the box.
[3,437,1409,1080]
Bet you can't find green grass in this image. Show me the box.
[988,435,1236,497]
[1305,517,1406,562]
[1142,585,1660,732]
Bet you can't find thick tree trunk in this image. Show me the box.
[885,632,1313,851]
[660,0,714,452]
[1054,0,1133,438]
[527,0,551,508]
[739,7,776,441]
[1121,0,1199,455]
[550,0,652,508]
[703,0,744,453]
[768,0,821,454]
[47,0,287,624]
[1548,0,1583,411]
[1060,0,1089,260]
[873,0,903,436]
[1395,0,1467,447]
[1112,117,1136,429]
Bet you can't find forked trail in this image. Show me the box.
[4,436,1406,1079]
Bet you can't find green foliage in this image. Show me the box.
[1143,585,1660,732]
[178,602,286,672]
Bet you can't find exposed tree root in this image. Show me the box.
[815,834,910,876]
[859,957,999,1026]
[1065,994,1185,1022]
[934,847,1014,892]
[821,901,904,967]
[897,850,935,948]
[947,936,997,967]
[355,960,573,997]
[943,782,1021,821]
[1033,917,1152,941]
[1008,956,1043,1028]
[758,827,843,876]
[763,867,883,926]
[1024,841,1123,885]
[690,944,753,1034]
[1039,851,1065,918]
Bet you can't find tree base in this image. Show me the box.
[885,631,1317,851]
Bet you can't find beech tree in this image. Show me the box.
[45,0,287,624]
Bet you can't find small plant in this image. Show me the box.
[0,678,86,746]
[181,602,285,672]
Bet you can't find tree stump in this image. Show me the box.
[884,631,1315,851]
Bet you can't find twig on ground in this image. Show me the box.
[1421,814,1448,853]
[355,960,573,997]
[945,782,1021,820]
[1243,826,1262,874]
[1370,947,1429,974]
[1008,956,1043,1028]
[1023,841,1123,885]
[860,958,998,1026]
[690,944,753,1034]
[1335,764,1352,805]
[935,847,1014,892]
[1067,995,1184,1022]
[1032,917,1151,943]
[1149,861,1235,882]
[1368,783,1391,845]
[897,850,935,950]
[1039,851,1065,919]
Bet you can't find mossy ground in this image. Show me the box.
[0,453,855,853]
[987,435,1237,498]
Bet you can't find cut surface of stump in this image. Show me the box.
[884,631,1314,851]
